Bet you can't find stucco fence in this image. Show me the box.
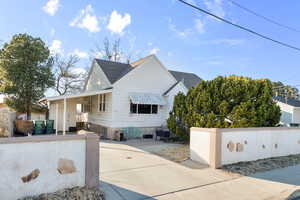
[0,133,99,200]
[190,127,300,168]
[0,107,16,137]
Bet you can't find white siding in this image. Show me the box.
[31,113,46,121]
[293,107,300,123]
[87,93,113,127]
[49,99,80,131]
[49,101,64,131]
[164,82,188,121]
[49,93,113,131]
[111,56,181,128]
[277,101,296,124]
[85,62,111,91]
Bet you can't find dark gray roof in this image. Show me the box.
[163,81,181,95]
[95,59,133,84]
[169,70,202,89]
[273,96,300,107]
[95,59,202,88]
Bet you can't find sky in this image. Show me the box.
[1,0,300,97]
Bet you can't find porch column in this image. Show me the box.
[55,103,58,135]
[63,98,67,135]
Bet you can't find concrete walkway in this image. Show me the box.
[100,141,300,200]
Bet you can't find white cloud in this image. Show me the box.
[72,67,87,75]
[186,0,197,6]
[50,28,55,37]
[150,48,160,55]
[204,0,225,18]
[147,42,153,46]
[171,0,196,5]
[194,18,205,33]
[94,51,105,59]
[107,10,131,35]
[71,49,88,59]
[49,40,63,55]
[167,52,173,57]
[43,0,60,16]
[168,18,193,38]
[208,39,245,46]
[70,5,101,33]
[206,60,223,65]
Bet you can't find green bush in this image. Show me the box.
[167,76,281,141]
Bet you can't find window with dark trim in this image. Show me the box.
[98,94,106,112]
[130,103,158,114]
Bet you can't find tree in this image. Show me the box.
[53,55,87,95]
[272,81,299,99]
[93,37,134,63]
[168,76,281,141]
[0,33,54,120]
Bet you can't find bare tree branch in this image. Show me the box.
[53,55,87,95]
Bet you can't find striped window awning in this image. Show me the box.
[129,92,166,105]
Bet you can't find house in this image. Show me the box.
[45,55,201,138]
[0,97,46,121]
[274,96,300,126]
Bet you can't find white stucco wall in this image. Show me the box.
[190,129,211,165]
[111,56,182,128]
[0,108,16,137]
[190,127,300,167]
[0,138,86,200]
[221,128,300,165]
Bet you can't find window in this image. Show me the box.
[130,103,158,114]
[152,105,158,114]
[81,96,92,113]
[98,94,106,112]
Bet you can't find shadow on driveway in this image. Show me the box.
[101,181,155,200]
[250,164,300,186]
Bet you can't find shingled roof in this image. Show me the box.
[168,70,202,89]
[273,96,300,107]
[95,58,201,89]
[95,59,133,84]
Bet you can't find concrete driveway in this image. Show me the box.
[100,141,300,200]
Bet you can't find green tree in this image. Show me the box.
[0,34,54,119]
[168,76,281,141]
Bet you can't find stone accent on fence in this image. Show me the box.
[0,107,16,137]
[190,127,300,169]
[0,133,99,200]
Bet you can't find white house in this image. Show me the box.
[45,55,201,138]
[274,96,300,126]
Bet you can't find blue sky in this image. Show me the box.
[1,0,300,91]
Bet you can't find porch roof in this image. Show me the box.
[44,88,113,102]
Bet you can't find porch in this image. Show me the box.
[46,88,113,135]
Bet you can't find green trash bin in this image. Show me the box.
[45,120,54,134]
[34,120,45,135]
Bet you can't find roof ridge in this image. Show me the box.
[169,70,197,75]
[94,58,132,66]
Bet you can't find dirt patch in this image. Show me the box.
[222,154,300,176]
[19,187,104,200]
[151,144,190,162]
